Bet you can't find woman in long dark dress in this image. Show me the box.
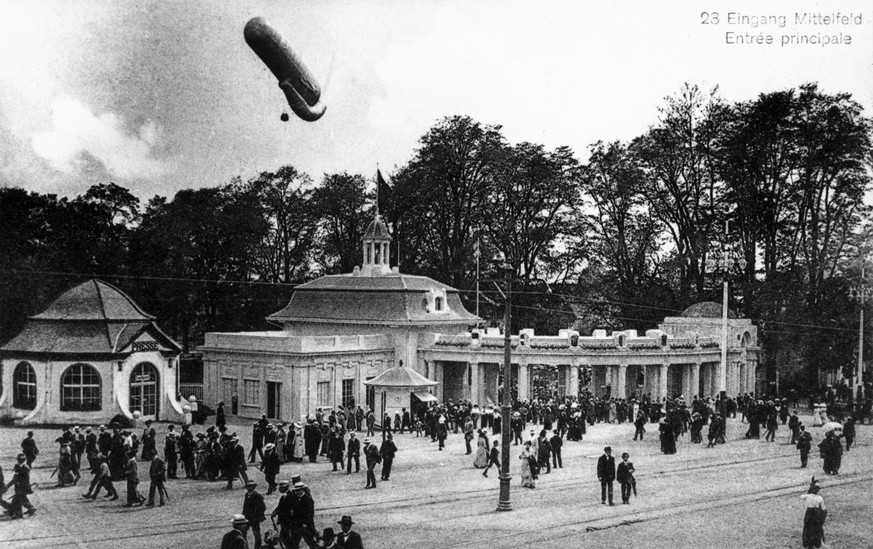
[659,419,676,454]
[800,480,826,548]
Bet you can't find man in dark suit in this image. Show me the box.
[380,434,397,480]
[221,514,251,549]
[270,481,292,546]
[346,432,361,474]
[337,515,363,549]
[288,481,318,548]
[550,431,563,469]
[616,452,635,504]
[596,446,616,505]
[242,481,265,549]
[363,439,380,489]
[21,432,39,467]
[146,453,166,507]
[164,427,179,479]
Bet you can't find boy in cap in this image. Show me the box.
[221,514,250,549]
[337,516,363,549]
[242,481,265,549]
[616,452,635,504]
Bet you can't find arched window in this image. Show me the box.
[61,364,102,411]
[13,362,37,410]
[435,296,443,311]
[130,363,159,417]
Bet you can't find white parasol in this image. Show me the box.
[821,421,843,434]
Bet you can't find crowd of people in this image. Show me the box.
[0,388,862,549]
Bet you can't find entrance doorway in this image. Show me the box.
[442,361,466,402]
[266,382,281,419]
[223,378,239,414]
[130,363,159,418]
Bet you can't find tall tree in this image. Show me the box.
[245,166,317,283]
[632,84,726,299]
[389,115,505,288]
[313,172,370,274]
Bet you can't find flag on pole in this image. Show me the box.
[376,168,388,215]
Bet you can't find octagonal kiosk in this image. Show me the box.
[363,361,438,432]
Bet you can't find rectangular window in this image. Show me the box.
[243,379,260,406]
[317,381,331,407]
[342,379,355,409]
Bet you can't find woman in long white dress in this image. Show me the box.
[519,441,535,488]
[473,431,489,468]
[292,423,305,462]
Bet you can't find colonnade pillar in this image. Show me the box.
[617,365,628,400]
[568,364,579,397]
[517,363,530,400]
[658,363,669,400]
[469,362,480,405]
[690,363,701,399]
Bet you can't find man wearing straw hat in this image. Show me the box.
[221,514,251,549]
[242,480,266,549]
[288,481,318,548]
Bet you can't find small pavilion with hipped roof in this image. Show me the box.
[364,361,438,426]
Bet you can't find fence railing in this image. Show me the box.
[179,383,204,403]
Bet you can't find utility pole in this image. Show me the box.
[497,265,513,512]
[707,220,746,397]
[850,261,869,407]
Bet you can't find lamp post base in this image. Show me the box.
[496,472,512,512]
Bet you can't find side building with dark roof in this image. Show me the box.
[0,279,184,424]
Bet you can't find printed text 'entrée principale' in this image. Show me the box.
[700,11,864,47]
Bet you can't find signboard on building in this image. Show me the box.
[133,341,160,353]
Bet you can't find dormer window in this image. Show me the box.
[435,297,443,311]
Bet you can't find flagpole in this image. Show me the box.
[476,229,480,325]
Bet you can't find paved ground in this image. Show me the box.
[1,413,871,548]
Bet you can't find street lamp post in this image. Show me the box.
[706,221,746,397]
[497,265,513,512]
[849,260,870,406]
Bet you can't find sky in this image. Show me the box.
[0,0,871,200]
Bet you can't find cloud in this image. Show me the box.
[31,96,169,180]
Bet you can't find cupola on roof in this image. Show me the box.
[268,188,481,327]
[364,214,392,241]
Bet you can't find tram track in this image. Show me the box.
[441,471,873,548]
[6,447,809,546]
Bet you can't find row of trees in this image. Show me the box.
[1,83,870,393]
